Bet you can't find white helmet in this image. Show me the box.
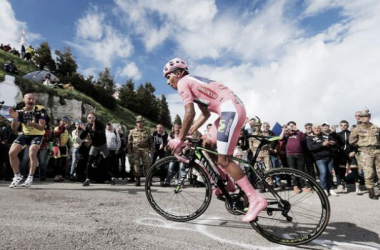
[162,58,188,77]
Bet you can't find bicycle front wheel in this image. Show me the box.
[251,168,330,245]
[145,156,212,222]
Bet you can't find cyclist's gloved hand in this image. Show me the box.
[168,138,185,154]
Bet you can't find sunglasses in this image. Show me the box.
[87,117,96,120]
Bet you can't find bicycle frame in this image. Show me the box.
[178,136,285,214]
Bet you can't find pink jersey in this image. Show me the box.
[177,75,243,114]
[178,75,246,155]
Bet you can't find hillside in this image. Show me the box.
[0,50,157,130]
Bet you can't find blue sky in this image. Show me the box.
[1,0,380,130]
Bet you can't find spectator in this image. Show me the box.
[53,117,71,182]
[151,123,168,165]
[75,138,92,182]
[307,124,338,196]
[163,123,185,187]
[105,122,120,185]
[244,117,256,135]
[3,44,11,52]
[323,122,340,188]
[349,109,380,200]
[248,118,273,190]
[79,111,111,187]
[70,121,83,179]
[25,45,34,61]
[279,121,311,193]
[4,60,18,75]
[8,93,47,188]
[43,74,56,88]
[332,120,363,195]
[115,127,127,179]
[21,44,26,59]
[128,115,152,186]
[304,122,316,179]
[37,122,50,181]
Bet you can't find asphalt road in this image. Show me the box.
[0,180,379,250]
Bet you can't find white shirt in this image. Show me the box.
[106,129,121,150]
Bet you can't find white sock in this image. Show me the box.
[27,176,34,179]
[15,173,21,178]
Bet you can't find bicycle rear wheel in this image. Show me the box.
[250,168,330,245]
[145,156,212,222]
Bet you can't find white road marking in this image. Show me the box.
[137,212,380,250]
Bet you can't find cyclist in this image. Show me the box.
[8,93,47,187]
[163,58,267,222]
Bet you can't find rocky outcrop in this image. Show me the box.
[1,76,95,124]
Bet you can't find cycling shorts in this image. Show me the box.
[209,99,246,155]
[13,135,43,148]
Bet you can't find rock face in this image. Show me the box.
[1,76,95,124]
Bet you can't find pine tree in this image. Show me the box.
[135,82,159,120]
[33,41,56,71]
[55,47,78,82]
[173,114,182,125]
[159,95,171,128]
[119,79,137,111]
[97,67,116,96]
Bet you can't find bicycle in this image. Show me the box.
[145,135,330,246]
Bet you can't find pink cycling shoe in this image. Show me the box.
[237,176,268,222]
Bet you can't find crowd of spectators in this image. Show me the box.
[1,43,34,60]
[0,101,379,199]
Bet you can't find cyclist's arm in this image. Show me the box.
[179,103,196,141]
[190,104,210,134]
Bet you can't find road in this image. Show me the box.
[0,180,379,250]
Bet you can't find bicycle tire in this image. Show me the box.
[250,168,330,246]
[145,156,212,222]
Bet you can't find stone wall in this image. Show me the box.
[1,76,95,125]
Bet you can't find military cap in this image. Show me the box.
[136,115,145,122]
[359,109,371,117]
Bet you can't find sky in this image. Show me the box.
[1,0,380,131]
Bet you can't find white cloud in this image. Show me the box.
[69,6,134,71]
[0,0,41,48]
[76,7,104,40]
[116,62,141,80]
[165,0,380,132]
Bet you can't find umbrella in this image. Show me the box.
[22,70,59,83]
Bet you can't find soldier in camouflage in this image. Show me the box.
[248,117,273,189]
[349,109,380,200]
[128,115,152,186]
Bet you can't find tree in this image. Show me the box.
[55,47,78,82]
[173,114,182,125]
[135,82,159,121]
[119,79,137,111]
[97,67,116,96]
[33,41,56,71]
[158,95,171,128]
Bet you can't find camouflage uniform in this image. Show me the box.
[128,116,152,178]
[248,119,272,186]
[349,111,380,194]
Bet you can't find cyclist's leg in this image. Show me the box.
[207,119,236,194]
[216,100,267,222]
[219,155,267,222]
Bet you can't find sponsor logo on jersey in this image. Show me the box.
[181,94,190,101]
[197,86,218,99]
[218,84,227,90]
[217,112,235,142]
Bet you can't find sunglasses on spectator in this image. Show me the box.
[87,116,96,120]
